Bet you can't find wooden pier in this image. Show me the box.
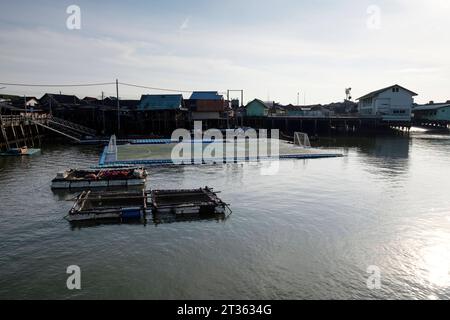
[0,115,47,151]
[412,119,450,130]
[243,115,412,136]
[0,114,99,151]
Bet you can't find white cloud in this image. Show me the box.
[179,16,190,31]
[1,0,449,103]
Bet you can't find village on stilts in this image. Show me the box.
[1,84,449,225]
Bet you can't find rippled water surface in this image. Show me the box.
[1,130,450,299]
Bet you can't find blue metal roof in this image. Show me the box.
[189,91,223,100]
[138,94,183,111]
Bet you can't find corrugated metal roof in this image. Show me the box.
[413,103,450,111]
[357,84,418,100]
[282,104,323,111]
[40,93,80,104]
[245,99,270,109]
[190,91,223,100]
[138,94,183,111]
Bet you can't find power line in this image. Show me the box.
[0,82,115,87]
[119,82,194,93]
[0,80,226,96]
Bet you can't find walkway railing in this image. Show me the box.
[0,113,96,143]
[0,114,49,125]
[48,115,97,136]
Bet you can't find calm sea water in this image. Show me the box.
[0,129,450,300]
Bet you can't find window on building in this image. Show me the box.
[392,87,399,93]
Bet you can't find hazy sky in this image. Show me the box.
[0,0,449,104]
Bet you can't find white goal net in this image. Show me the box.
[293,132,311,148]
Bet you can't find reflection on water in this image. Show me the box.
[421,244,450,288]
[0,131,450,299]
[151,212,228,226]
[68,219,148,231]
[317,134,411,178]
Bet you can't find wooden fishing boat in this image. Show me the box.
[150,187,231,215]
[51,167,147,189]
[66,189,147,222]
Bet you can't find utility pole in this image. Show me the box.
[226,90,230,129]
[24,95,27,115]
[297,92,300,106]
[116,79,120,135]
[101,91,106,134]
[227,89,244,106]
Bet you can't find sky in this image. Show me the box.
[0,0,449,104]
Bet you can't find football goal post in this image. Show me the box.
[106,134,118,161]
[293,132,311,148]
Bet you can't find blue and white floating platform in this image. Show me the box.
[98,137,343,167]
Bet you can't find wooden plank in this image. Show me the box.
[70,191,85,213]
[32,121,81,142]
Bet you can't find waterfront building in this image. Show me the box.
[265,101,286,116]
[245,99,271,117]
[413,102,450,122]
[281,105,332,117]
[82,96,99,103]
[138,94,186,111]
[186,91,230,128]
[137,94,188,134]
[0,95,39,110]
[39,93,80,112]
[357,84,418,121]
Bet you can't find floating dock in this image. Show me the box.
[51,167,147,189]
[98,137,343,166]
[66,189,148,222]
[66,187,230,222]
[150,187,231,215]
[0,147,41,156]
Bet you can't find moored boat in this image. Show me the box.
[51,167,147,189]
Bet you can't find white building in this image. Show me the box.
[357,85,418,121]
[25,97,39,108]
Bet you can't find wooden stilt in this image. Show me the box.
[11,125,19,148]
[28,124,35,147]
[1,123,10,150]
